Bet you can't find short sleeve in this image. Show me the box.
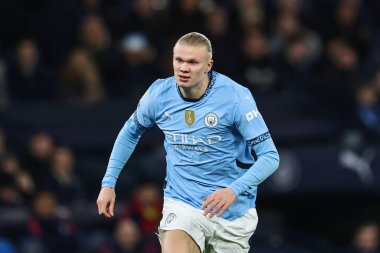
[234,89,270,144]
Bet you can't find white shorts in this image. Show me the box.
[158,197,258,253]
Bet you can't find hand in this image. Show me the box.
[201,187,237,218]
[96,186,116,218]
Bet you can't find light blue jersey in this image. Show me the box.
[102,71,279,221]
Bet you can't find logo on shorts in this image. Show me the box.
[204,112,218,127]
[165,213,176,224]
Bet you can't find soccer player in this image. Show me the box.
[97,32,280,253]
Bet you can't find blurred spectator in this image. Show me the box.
[121,183,162,235]
[121,183,162,253]
[239,27,278,93]
[269,13,321,60]
[79,14,125,98]
[21,132,54,182]
[76,0,129,43]
[0,172,24,207]
[314,38,360,116]
[345,222,380,253]
[321,0,372,60]
[38,146,84,205]
[270,13,298,55]
[275,30,320,95]
[119,32,162,98]
[120,0,169,45]
[98,218,143,253]
[1,155,35,199]
[268,0,316,29]
[59,47,105,104]
[6,38,55,101]
[168,0,205,39]
[355,69,380,137]
[274,0,300,17]
[204,5,240,76]
[234,0,265,28]
[20,191,80,253]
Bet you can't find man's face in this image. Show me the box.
[173,43,213,89]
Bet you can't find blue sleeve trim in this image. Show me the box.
[247,132,271,146]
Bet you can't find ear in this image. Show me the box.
[206,60,214,72]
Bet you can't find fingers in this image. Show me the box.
[104,207,112,218]
[107,197,115,217]
[97,199,107,217]
[97,198,110,217]
[202,197,216,216]
[100,202,112,218]
[216,204,228,217]
[202,195,225,218]
[96,188,115,218]
[201,188,237,218]
[208,201,224,218]
[201,195,214,210]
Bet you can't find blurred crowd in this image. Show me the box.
[1,0,380,252]
[0,129,163,253]
[0,0,380,136]
[0,0,379,116]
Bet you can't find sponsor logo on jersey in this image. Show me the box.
[247,132,271,146]
[245,108,261,121]
[164,132,222,145]
[204,112,218,127]
[185,110,195,127]
[164,131,222,152]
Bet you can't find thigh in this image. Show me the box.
[162,230,201,253]
[158,198,209,253]
[209,208,258,253]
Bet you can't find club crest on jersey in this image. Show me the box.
[204,112,218,127]
[185,110,195,127]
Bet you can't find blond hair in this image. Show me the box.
[176,32,213,58]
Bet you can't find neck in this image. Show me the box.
[180,75,210,100]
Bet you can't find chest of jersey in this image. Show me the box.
[155,95,237,154]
